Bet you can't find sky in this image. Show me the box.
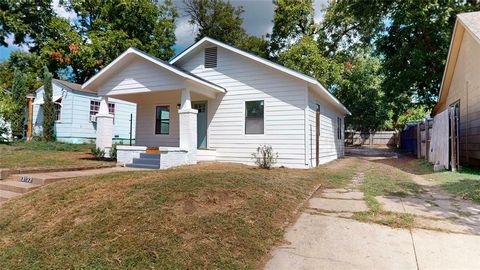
[0,0,329,61]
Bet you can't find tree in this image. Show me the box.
[0,0,54,50]
[396,106,429,130]
[9,70,28,139]
[322,0,480,123]
[42,66,55,141]
[270,0,316,56]
[183,0,246,44]
[234,35,270,58]
[333,50,390,131]
[2,0,178,84]
[277,36,342,89]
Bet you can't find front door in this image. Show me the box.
[192,101,208,149]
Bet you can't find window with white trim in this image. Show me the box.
[54,99,62,121]
[90,100,100,117]
[245,100,264,134]
[90,100,115,121]
[155,105,170,135]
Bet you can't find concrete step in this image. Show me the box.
[7,175,49,185]
[132,157,160,165]
[139,153,161,160]
[126,163,160,169]
[0,189,22,202]
[0,180,41,194]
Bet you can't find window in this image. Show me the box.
[90,100,115,121]
[155,106,170,135]
[108,103,115,115]
[245,100,264,134]
[204,47,217,68]
[54,99,62,121]
[90,100,100,117]
[337,117,342,140]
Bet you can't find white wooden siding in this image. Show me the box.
[178,46,309,168]
[97,57,185,96]
[307,89,345,166]
[124,91,181,147]
[32,83,136,143]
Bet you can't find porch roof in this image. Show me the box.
[81,47,226,94]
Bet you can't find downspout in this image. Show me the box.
[304,85,309,168]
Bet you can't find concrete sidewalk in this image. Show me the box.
[265,213,480,270]
[265,158,480,270]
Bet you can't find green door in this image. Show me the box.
[192,101,207,149]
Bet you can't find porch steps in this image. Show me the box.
[127,153,161,169]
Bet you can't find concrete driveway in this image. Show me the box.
[265,151,480,270]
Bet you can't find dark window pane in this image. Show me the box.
[245,100,264,134]
[156,106,170,134]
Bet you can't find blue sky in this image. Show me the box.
[0,0,328,61]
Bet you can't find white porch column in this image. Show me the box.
[96,96,114,154]
[178,89,197,164]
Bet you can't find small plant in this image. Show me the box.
[110,144,117,160]
[252,144,278,169]
[91,147,105,159]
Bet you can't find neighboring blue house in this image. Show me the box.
[30,79,136,144]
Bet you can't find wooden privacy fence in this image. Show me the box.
[345,130,398,147]
[400,107,459,172]
[399,120,433,159]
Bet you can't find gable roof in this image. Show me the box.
[170,37,350,115]
[432,11,480,115]
[81,47,225,93]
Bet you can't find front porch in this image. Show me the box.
[80,47,225,169]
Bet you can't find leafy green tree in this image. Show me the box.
[2,0,177,84]
[322,0,480,123]
[0,0,54,50]
[333,50,390,131]
[278,36,342,89]
[270,0,316,56]
[396,106,429,130]
[234,35,270,58]
[42,66,55,141]
[9,70,28,139]
[183,0,246,44]
[58,0,177,83]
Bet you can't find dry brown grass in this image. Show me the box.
[0,159,358,270]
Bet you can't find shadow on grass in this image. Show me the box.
[442,179,480,203]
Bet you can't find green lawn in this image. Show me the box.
[0,160,357,270]
[420,162,480,203]
[0,141,113,169]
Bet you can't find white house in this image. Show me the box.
[81,37,350,169]
[30,79,136,144]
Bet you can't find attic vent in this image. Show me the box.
[204,47,217,68]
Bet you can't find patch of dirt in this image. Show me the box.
[171,190,244,216]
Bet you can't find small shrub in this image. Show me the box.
[91,147,105,159]
[110,144,117,160]
[252,144,278,169]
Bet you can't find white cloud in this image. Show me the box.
[52,0,77,21]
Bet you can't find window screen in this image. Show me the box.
[204,47,217,68]
[245,100,264,134]
[155,106,170,135]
